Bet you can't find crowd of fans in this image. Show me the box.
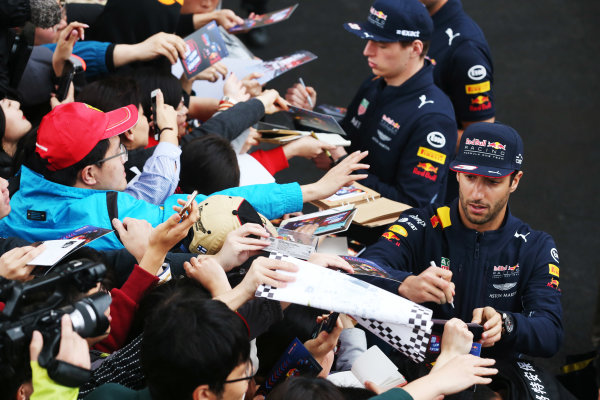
[0,0,584,399]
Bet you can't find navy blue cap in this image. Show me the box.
[344,0,433,42]
[450,122,524,178]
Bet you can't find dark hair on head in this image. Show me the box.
[509,170,520,185]
[29,0,63,28]
[141,278,249,400]
[22,128,110,186]
[0,348,31,400]
[267,376,345,400]
[256,305,324,378]
[134,65,183,120]
[400,40,430,57]
[336,387,375,400]
[77,77,142,113]
[179,135,240,195]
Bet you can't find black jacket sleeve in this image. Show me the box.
[180,98,265,146]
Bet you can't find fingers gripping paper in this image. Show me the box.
[255,253,433,362]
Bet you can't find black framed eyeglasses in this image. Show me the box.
[223,362,255,384]
[96,143,128,165]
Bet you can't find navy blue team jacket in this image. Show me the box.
[429,0,495,126]
[362,199,563,359]
[340,62,456,207]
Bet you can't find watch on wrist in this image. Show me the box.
[501,312,514,337]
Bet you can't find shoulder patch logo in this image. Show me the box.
[467,65,486,81]
[417,147,447,165]
[550,248,559,263]
[427,131,446,148]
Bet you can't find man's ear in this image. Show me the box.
[16,381,33,400]
[192,384,216,400]
[122,129,134,143]
[79,165,98,187]
[509,171,523,193]
[412,40,424,58]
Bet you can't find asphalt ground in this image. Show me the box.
[230,0,600,374]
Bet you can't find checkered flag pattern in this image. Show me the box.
[354,308,432,363]
[254,253,433,362]
[255,253,285,299]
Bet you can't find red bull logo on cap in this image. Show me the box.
[465,138,487,146]
[487,141,506,150]
[370,7,388,20]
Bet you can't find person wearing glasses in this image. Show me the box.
[0,101,370,251]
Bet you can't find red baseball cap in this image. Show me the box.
[35,102,139,171]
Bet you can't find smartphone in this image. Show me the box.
[311,312,339,339]
[151,89,160,140]
[56,61,74,101]
[179,190,198,220]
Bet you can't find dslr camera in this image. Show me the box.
[0,258,111,387]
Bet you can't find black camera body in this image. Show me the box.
[0,258,112,387]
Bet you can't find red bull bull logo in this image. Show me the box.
[469,95,492,112]
[487,141,506,150]
[471,96,489,105]
[370,7,388,20]
[418,162,438,173]
[547,278,560,291]
[413,162,438,181]
[382,231,401,246]
[430,215,440,228]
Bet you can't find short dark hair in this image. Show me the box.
[24,133,110,186]
[141,279,250,400]
[267,376,345,400]
[179,135,240,195]
[509,170,520,185]
[134,65,183,121]
[400,40,430,58]
[77,77,142,112]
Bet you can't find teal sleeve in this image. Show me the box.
[369,388,413,400]
[163,182,303,222]
[43,41,111,76]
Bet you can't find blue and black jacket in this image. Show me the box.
[362,198,563,359]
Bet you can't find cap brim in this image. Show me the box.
[101,104,139,140]
[343,22,398,42]
[449,161,514,178]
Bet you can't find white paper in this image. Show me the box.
[255,254,433,362]
[255,254,431,328]
[29,239,85,266]
[351,346,406,390]
[327,371,363,388]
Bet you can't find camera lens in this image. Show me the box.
[64,292,111,338]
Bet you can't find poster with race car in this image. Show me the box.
[229,4,299,33]
[181,21,229,79]
[243,50,317,85]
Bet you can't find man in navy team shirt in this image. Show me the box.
[286,0,457,208]
[363,122,563,360]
